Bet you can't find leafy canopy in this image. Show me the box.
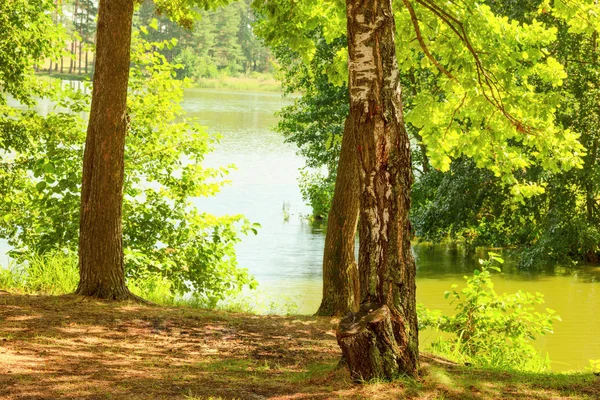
[254,0,586,199]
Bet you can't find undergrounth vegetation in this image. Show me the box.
[0,253,298,315]
[0,291,598,400]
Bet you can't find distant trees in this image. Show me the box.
[0,0,59,103]
[137,0,272,80]
[41,0,272,79]
[42,0,97,75]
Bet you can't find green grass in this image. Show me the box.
[0,251,298,314]
[36,72,91,82]
[0,251,78,295]
[192,75,281,92]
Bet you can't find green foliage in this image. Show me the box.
[411,0,600,267]
[0,0,64,104]
[174,48,219,79]
[259,0,598,265]
[255,0,585,198]
[419,253,560,371]
[136,0,272,82]
[297,170,334,221]
[0,30,257,304]
[272,31,347,220]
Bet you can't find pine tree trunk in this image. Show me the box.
[69,40,75,74]
[78,13,84,74]
[71,0,79,74]
[76,0,134,300]
[91,33,96,76]
[85,5,90,76]
[336,0,419,380]
[316,119,360,316]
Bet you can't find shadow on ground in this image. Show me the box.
[0,292,597,399]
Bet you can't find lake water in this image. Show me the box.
[1,87,599,372]
[182,88,600,372]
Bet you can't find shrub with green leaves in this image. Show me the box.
[419,253,560,371]
[0,28,257,305]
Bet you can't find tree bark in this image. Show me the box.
[70,0,77,75]
[76,0,134,300]
[316,119,360,316]
[336,0,419,380]
[78,7,84,74]
[85,3,90,77]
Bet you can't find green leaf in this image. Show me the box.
[36,181,47,192]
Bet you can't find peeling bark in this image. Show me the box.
[76,0,134,300]
[337,0,419,380]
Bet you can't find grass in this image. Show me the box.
[0,291,598,399]
[40,72,91,81]
[1,255,599,398]
[192,75,282,92]
[0,252,78,295]
[0,251,299,315]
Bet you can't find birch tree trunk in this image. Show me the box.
[336,0,419,380]
[316,119,360,316]
[76,0,134,300]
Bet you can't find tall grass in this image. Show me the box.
[0,252,298,314]
[0,251,78,295]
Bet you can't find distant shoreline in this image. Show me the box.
[38,72,283,93]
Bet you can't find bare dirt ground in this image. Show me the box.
[1,291,598,400]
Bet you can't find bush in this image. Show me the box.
[0,29,257,304]
[419,253,560,371]
[298,169,334,221]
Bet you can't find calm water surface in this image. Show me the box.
[1,87,598,371]
[183,88,600,372]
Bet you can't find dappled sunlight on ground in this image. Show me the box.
[0,292,597,399]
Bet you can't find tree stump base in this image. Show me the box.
[336,302,416,381]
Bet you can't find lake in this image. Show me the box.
[1,86,599,372]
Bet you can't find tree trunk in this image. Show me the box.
[336,0,419,381]
[316,119,360,316]
[78,10,84,74]
[85,4,90,76]
[91,33,96,76]
[69,0,79,74]
[76,0,134,300]
[69,40,75,74]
